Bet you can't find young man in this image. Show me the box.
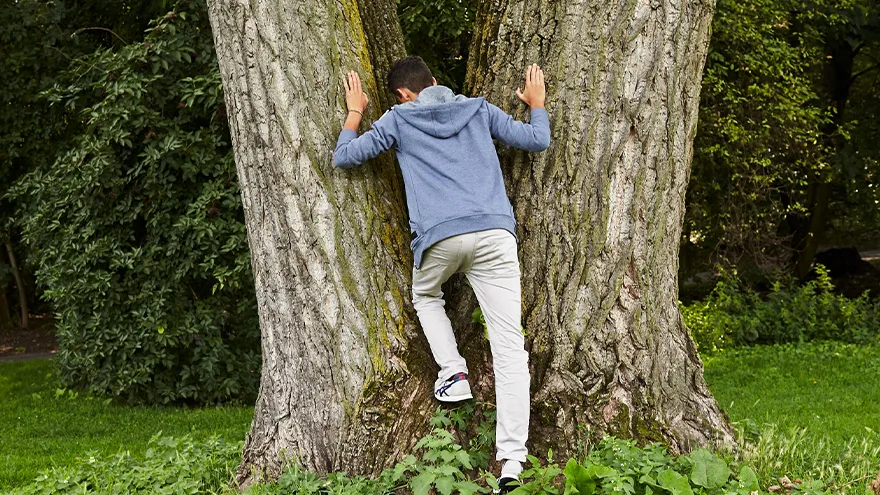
[333,56,549,491]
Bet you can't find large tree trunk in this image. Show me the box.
[459,0,734,453]
[208,0,732,484]
[207,0,435,483]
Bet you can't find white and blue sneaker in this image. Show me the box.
[434,372,473,402]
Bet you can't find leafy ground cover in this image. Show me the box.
[0,359,253,490]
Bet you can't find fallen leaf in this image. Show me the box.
[868,470,880,495]
[769,486,782,493]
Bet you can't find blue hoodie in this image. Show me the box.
[334,85,550,268]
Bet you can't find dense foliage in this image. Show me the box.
[0,0,171,325]
[681,266,880,354]
[685,0,829,271]
[9,0,259,404]
[683,0,880,277]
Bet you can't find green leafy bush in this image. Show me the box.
[681,266,880,354]
[10,0,259,404]
[555,440,770,495]
[7,435,240,495]
[242,437,818,495]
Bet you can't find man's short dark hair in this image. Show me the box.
[387,56,434,95]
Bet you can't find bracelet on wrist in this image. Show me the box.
[348,109,364,116]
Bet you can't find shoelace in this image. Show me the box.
[435,372,468,396]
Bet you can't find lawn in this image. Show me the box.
[3,341,880,492]
[704,341,880,442]
[0,358,254,490]
[703,341,880,486]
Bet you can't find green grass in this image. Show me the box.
[5,343,880,493]
[704,341,880,488]
[0,358,254,490]
[704,341,880,443]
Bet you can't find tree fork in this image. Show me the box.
[208,0,735,484]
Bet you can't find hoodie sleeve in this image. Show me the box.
[333,110,399,168]
[485,102,551,152]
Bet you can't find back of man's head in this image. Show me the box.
[387,56,434,96]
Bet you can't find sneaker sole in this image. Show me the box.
[435,392,473,402]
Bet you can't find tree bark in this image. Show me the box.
[207,0,436,483]
[4,239,28,329]
[208,0,733,484]
[355,0,406,110]
[459,0,734,454]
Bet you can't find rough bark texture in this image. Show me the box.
[207,0,437,483]
[457,0,735,454]
[355,0,406,110]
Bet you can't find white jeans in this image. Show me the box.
[412,229,530,463]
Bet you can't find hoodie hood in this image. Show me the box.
[394,85,484,138]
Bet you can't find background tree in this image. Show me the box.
[209,0,732,482]
[682,0,880,280]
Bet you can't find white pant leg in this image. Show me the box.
[464,229,529,463]
[412,234,471,380]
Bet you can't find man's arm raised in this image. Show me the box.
[487,64,551,152]
[334,71,398,168]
